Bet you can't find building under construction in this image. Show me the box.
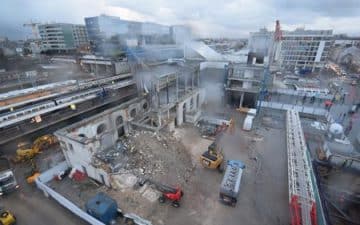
[1,19,359,225]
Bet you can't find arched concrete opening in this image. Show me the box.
[142,102,148,111]
[96,123,107,135]
[117,126,125,138]
[130,108,136,118]
[115,115,123,126]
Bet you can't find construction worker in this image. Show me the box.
[310,96,315,104]
[302,94,306,103]
[228,118,235,135]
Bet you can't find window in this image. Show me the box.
[142,102,148,110]
[130,108,136,118]
[115,116,123,126]
[97,123,107,134]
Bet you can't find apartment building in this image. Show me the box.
[279,28,333,72]
[38,23,88,52]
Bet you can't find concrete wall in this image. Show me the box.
[114,61,131,74]
[176,89,205,126]
[58,134,111,185]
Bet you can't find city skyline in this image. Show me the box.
[1,0,360,40]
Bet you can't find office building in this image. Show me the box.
[38,23,88,52]
[279,28,333,72]
[84,15,192,54]
[85,15,173,52]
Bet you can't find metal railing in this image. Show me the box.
[35,162,105,225]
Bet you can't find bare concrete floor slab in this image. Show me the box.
[48,122,289,225]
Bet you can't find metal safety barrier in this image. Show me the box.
[35,161,105,225]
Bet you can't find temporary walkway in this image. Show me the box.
[258,101,334,123]
[286,110,317,225]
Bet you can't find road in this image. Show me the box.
[2,189,87,225]
[1,149,88,225]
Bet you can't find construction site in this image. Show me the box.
[0,16,359,225]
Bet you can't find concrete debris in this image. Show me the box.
[196,119,229,139]
[122,130,194,185]
[142,188,161,202]
[112,174,138,190]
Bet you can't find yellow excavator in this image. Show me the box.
[200,142,224,172]
[14,134,58,163]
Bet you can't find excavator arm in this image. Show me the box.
[14,135,58,163]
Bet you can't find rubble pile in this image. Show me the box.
[121,130,194,185]
[197,120,228,138]
[94,141,131,172]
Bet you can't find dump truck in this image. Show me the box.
[219,160,245,206]
[0,158,19,195]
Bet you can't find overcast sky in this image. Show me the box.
[1,0,360,40]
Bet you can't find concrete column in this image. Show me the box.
[90,64,95,74]
[176,73,179,101]
[185,99,191,111]
[193,95,198,109]
[239,92,244,108]
[158,112,162,128]
[124,122,129,135]
[176,103,184,126]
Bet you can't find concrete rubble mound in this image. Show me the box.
[119,130,195,185]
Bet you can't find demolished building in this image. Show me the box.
[55,98,148,186]
[55,60,205,186]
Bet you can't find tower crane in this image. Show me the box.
[257,20,283,112]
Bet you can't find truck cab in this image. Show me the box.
[0,158,19,195]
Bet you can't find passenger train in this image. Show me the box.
[0,79,134,128]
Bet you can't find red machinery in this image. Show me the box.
[139,179,184,208]
[290,195,301,225]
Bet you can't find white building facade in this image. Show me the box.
[38,23,88,52]
[279,28,333,72]
[55,98,149,187]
